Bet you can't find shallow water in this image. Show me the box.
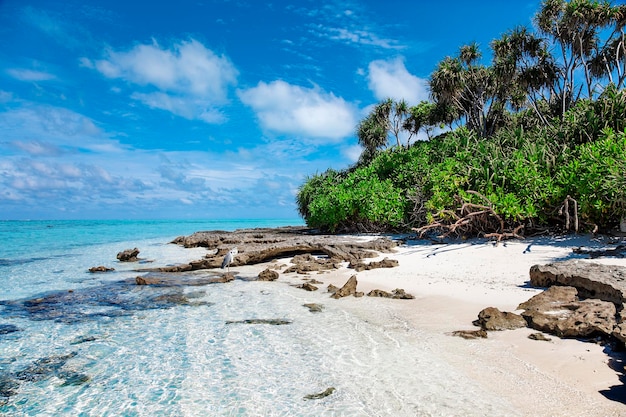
[0,220,519,416]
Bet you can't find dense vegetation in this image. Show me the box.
[297,0,626,237]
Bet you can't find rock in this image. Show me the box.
[225,319,292,325]
[528,332,552,342]
[331,275,358,299]
[367,288,415,299]
[258,269,279,281]
[284,254,340,274]
[160,228,396,271]
[298,282,318,291]
[117,248,140,262]
[517,286,579,310]
[0,375,20,399]
[349,257,399,272]
[327,284,339,294]
[612,318,626,344]
[70,335,96,345]
[14,352,77,382]
[135,273,234,286]
[450,329,488,339]
[88,266,115,273]
[529,260,626,305]
[303,303,323,313]
[521,298,617,338]
[0,324,20,335]
[57,371,90,386]
[303,387,335,400]
[473,307,527,331]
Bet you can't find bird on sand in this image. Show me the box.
[221,247,238,272]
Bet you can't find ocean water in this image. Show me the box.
[0,219,518,416]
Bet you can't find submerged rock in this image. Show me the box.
[0,280,212,324]
[303,387,335,400]
[14,352,77,383]
[57,371,90,386]
[225,319,292,325]
[70,335,97,345]
[0,324,20,335]
[303,303,323,313]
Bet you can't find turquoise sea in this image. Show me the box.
[0,219,517,416]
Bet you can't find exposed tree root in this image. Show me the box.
[412,191,524,242]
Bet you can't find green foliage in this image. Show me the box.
[296,0,626,234]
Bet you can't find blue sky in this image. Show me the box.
[0,0,541,220]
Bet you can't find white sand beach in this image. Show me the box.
[253,234,626,416]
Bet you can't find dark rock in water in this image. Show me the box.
[472,307,527,331]
[303,387,335,400]
[14,352,77,382]
[225,319,292,325]
[0,279,212,324]
[70,335,97,345]
[258,268,279,281]
[450,329,488,339]
[117,248,140,262]
[88,266,115,273]
[327,284,339,294]
[303,303,323,313]
[0,324,20,335]
[0,375,20,399]
[57,371,90,386]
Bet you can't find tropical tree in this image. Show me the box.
[429,43,509,137]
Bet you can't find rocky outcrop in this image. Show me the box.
[529,260,626,305]
[472,307,527,331]
[349,257,399,272]
[163,228,396,271]
[466,262,626,348]
[117,248,140,262]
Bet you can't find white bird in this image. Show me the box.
[221,247,238,272]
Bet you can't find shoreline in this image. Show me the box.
[220,230,626,415]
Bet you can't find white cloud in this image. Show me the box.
[367,58,429,104]
[6,68,56,82]
[238,80,356,140]
[84,39,238,123]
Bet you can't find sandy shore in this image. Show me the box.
[245,233,626,416]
